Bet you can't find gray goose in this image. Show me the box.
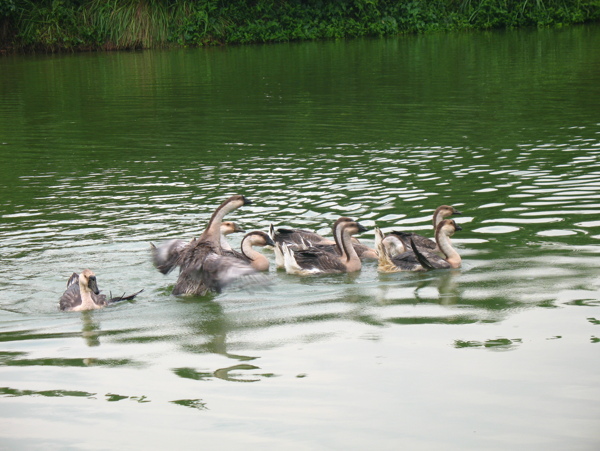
[151,221,244,275]
[270,223,376,268]
[376,219,462,272]
[281,217,367,275]
[388,205,461,252]
[59,269,142,311]
[170,195,262,296]
[411,220,462,270]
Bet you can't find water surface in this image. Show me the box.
[1,26,600,450]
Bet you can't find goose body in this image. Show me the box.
[411,219,462,270]
[151,221,244,275]
[375,219,462,272]
[375,228,423,272]
[391,205,461,252]
[59,269,142,312]
[281,217,367,275]
[270,223,376,268]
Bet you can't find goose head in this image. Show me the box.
[224,194,252,210]
[79,269,100,295]
[221,221,245,236]
[334,218,368,251]
[243,231,275,248]
[437,219,462,237]
[343,220,368,236]
[433,205,462,227]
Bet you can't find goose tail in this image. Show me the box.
[109,289,144,303]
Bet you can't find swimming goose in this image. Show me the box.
[281,217,367,275]
[375,219,462,272]
[390,205,461,252]
[411,219,462,270]
[220,221,246,251]
[270,224,332,268]
[172,194,255,296]
[232,231,274,271]
[375,227,423,272]
[59,269,143,311]
[151,221,244,275]
[270,224,335,247]
[270,222,376,268]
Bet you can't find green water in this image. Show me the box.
[1,26,600,450]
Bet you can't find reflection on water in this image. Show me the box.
[0,27,600,449]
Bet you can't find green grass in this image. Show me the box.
[1,0,599,52]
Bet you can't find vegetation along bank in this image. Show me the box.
[1,0,599,52]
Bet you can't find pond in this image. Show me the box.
[1,25,599,449]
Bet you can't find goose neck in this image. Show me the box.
[436,229,461,268]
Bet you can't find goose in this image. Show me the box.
[172,229,272,295]
[389,205,461,252]
[375,219,462,272]
[411,219,462,270]
[269,224,335,247]
[59,269,143,312]
[220,221,246,251]
[375,228,424,272]
[281,217,367,275]
[151,221,244,275]
[231,231,274,271]
[171,194,259,296]
[270,223,376,268]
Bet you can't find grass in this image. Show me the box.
[1,0,599,52]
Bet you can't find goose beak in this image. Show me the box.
[453,209,462,215]
[88,276,100,295]
[242,196,252,206]
[265,235,275,247]
[357,223,368,233]
[455,224,463,231]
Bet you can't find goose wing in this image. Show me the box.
[286,247,346,274]
[390,251,425,271]
[201,254,269,293]
[271,226,332,246]
[59,283,83,311]
[172,239,221,296]
[390,231,437,251]
[66,272,79,288]
[410,238,451,270]
[151,239,189,274]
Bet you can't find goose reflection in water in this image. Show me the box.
[80,311,101,347]
[413,269,463,305]
[375,268,463,307]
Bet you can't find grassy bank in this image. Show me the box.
[1,0,599,52]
